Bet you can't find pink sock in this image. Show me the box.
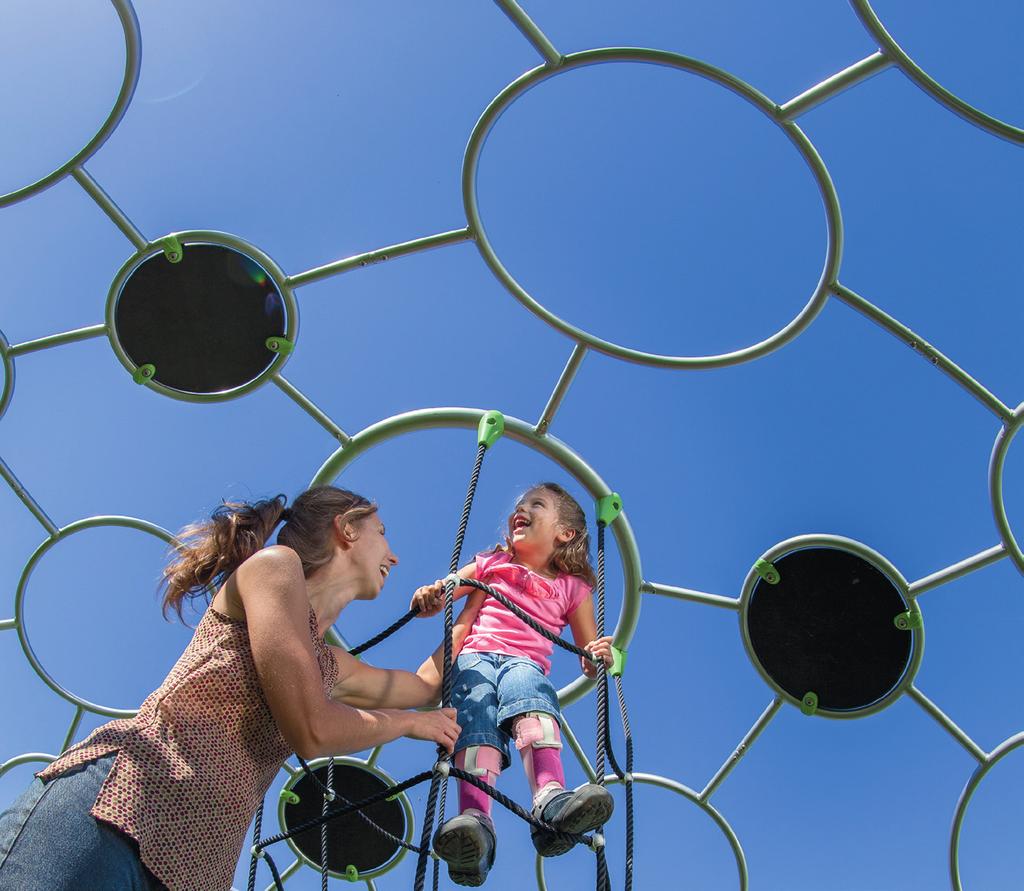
[513,714,566,807]
[455,747,502,817]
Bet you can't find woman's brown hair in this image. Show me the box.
[160,486,377,621]
[497,482,596,588]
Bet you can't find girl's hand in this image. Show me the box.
[582,636,614,678]
[410,580,445,617]
[407,707,461,753]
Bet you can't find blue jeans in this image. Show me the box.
[0,754,164,890]
[452,651,562,768]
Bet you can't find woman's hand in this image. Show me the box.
[581,636,614,678]
[410,580,446,617]
[406,707,461,752]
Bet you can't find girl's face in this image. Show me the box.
[345,512,399,599]
[509,489,574,563]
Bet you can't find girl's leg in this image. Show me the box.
[511,712,565,809]
[454,746,503,817]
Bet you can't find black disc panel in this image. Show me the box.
[746,547,912,712]
[114,244,285,394]
[282,763,405,874]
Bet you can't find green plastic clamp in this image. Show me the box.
[132,363,156,385]
[754,559,780,585]
[159,236,183,263]
[609,646,627,678]
[344,865,359,882]
[265,336,294,356]
[279,789,300,805]
[894,610,922,631]
[596,493,623,527]
[477,410,504,448]
[800,692,818,716]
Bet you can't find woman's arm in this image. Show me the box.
[567,595,614,678]
[333,590,488,708]
[235,546,459,757]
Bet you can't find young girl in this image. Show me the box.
[411,482,614,886]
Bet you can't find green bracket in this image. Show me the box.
[344,865,359,882]
[609,646,627,678]
[159,236,183,263]
[279,789,300,805]
[132,363,156,385]
[894,610,922,631]
[265,336,294,356]
[477,410,504,448]
[754,559,780,585]
[597,493,622,527]
[800,692,818,716]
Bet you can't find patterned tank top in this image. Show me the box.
[37,605,338,891]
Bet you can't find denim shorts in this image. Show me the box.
[0,753,164,890]
[451,651,562,768]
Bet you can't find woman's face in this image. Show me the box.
[347,512,399,599]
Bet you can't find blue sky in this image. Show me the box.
[1,1,1022,888]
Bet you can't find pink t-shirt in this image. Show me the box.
[460,550,592,674]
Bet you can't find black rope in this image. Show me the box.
[348,607,420,657]
[594,520,610,891]
[615,674,634,891]
[246,798,263,891]
[320,757,333,891]
[415,441,489,891]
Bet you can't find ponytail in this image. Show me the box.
[161,486,375,621]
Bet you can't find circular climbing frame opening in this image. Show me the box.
[113,243,285,394]
[281,762,406,877]
[746,547,913,713]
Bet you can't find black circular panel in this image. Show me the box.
[746,547,913,712]
[282,763,405,874]
[114,244,285,394]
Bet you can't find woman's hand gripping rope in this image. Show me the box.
[407,707,461,753]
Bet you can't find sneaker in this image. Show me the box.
[529,784,615,858]
[433,812,496,887]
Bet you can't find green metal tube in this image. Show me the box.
[559,715,598,783]
[492,0,561,66]
[271,375,351,444]
[641,580,740,611]
[907,544,1006,598]
[0,456,59,536]
[832,282,1013,421]
[535,343,587,435]
[699,697,782,802]
[777,52,892,120]
[71,167,147,249]
[61,706,84,753]
[286,228,472,289]
[907,686,988,764]
[9,324,108,358]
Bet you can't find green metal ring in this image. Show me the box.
[275,755,414,882]
[536,772,747,891]
[311,407,642,709]
[0,752,57,781]
[462,46,843,368]
[14,516,177,718]
[738,534,921,720]
[850,0,1024,144]
[103,230,299,403]
[949,731,1024,890]
[988,403,1024,575]
[0,0,142,208]
[0,328,13,421]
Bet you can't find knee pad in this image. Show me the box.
[513,712,562,751]
[456,745,503,778]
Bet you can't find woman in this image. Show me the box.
[0,486,459,891]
